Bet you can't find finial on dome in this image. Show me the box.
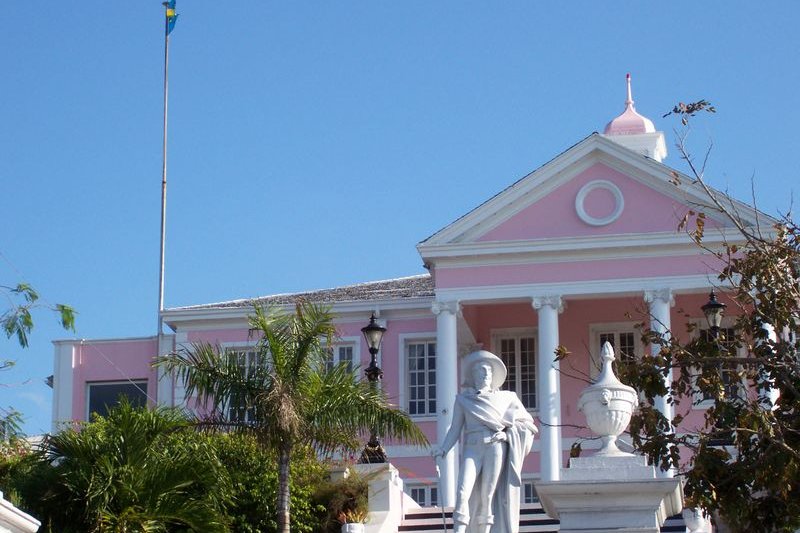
[603,73,655,136]
[602,74,668,162]
[626,73,633,107]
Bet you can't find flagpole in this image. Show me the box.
[158,1,171,335]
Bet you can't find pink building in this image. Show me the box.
[51,79,758,520]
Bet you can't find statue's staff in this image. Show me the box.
[434,463,448,532]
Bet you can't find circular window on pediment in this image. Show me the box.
[575,180,624,226]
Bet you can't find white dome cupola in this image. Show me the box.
[602,74,667,162]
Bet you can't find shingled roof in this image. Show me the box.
[171,274,434,310]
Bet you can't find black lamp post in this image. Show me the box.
[701,289,727,339]
[359,313,388,464]
[701,290,736,445]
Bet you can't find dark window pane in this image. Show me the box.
[87,381,148,419]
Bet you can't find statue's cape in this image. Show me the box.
[458,390,537,533]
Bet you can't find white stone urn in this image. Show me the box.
[683,507,711,532]
[578,341,639,456]
[341,524,365,533]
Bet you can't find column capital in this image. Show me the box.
[643,288,674,307]
[532,295,564,313]
[431,300,460,316]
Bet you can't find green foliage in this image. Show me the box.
[6,401,230,532]
[1,283,75,349]
[157,300,428,532]
[211,433,327,533]
[315,470,370,531]
[619,106,800,532]
[0,281,75,442]
[0,436,40,506]
[0,412,344,532]
[0,408,23,442]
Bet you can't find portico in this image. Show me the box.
[429,279,706,505]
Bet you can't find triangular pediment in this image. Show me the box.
[418,134,766,261]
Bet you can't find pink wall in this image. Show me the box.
[186,328,253,344]
[377,317,438,444]
[72,338,159,421]
[391,456,438,482]
[478,161,725,242]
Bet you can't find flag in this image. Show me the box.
[165,0,178,35]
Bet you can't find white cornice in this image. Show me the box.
[434,273,726,304]
[421,228,740,266]
[52,335,164,345]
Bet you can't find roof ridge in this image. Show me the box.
[167,273,433,311]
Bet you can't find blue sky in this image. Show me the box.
[2,2,799,434]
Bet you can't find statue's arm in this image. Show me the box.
[435,397,464,456]
[510,395,538,434]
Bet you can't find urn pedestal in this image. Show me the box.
[536,454,683,533]
[535,342,683,533]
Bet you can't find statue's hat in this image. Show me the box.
[461,350,507,390]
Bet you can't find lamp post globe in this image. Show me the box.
[359,313,388,463]
[361,313,386,382]
[701,290,727,339]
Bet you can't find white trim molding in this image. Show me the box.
[643,288,675,307]
[397,332,438,420]
[575,179,625,226]
[431,300,461,317]
[436,274,720,305]
[532,295,565,313]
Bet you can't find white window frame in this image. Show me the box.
[588,322,644,380]
[690,319,746,409]
[521,477,540,504]
[490,327,537,412]
[85,379,148,420]
[322,336,361,373]
[398,332,437,420]
[220,341,261,423]
[405,481,439,507]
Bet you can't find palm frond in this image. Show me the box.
[42,402,229,532]
[156,341,271,420]
[303,362,429,456]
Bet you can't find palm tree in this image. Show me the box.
[158,301,428,533]
[40,400,230,532]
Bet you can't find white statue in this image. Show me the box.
[434,350,538,533]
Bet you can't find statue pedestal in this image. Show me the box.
[534,455,683,533]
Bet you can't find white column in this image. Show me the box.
[749,294,781,409]
[644,288,674,478]
[532,295,563,482]
[432,300,460,507]
[156,333,175,407]
[759,322,780,409]
[52,341,76,431]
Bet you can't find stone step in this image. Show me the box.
[399,503,688,532]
